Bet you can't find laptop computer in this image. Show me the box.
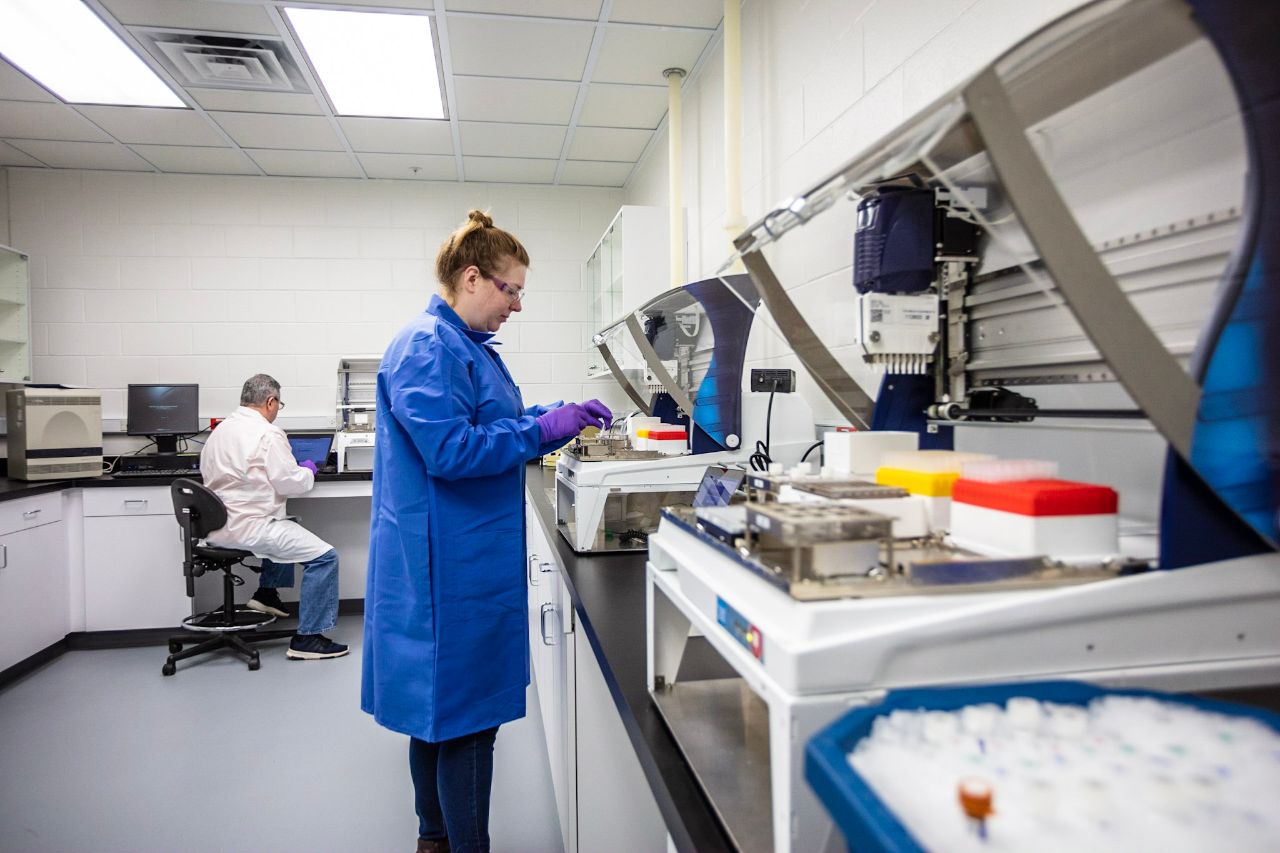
[693,465,746,508]
[287,433,335,471]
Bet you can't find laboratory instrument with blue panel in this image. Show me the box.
[646,1,1280,851]
[555,273,813,552]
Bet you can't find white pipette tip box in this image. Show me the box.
[948,477,1119,561]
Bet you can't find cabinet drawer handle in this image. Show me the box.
[124,499,149,508]
[22,509,41,519]
[540,602,557,646]
[527,554,539,587]
[0,542,6,569]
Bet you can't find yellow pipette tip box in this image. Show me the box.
[875,467,960,497]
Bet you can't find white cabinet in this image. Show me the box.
[584,206,681,378]
[0,244,32,382]
[526,502,577,853]
[540,563,576,853]
[574,629,667,853]
[0,495,66,671]
[525,496,667,853]
[82,487,188,631]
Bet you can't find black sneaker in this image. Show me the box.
[246,588,289,619]
[286,634,349,660]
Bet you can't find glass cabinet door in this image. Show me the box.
[0,247,31,382]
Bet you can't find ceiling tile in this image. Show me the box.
[463,157,556,184]
[245,149,362,178]
[130,144,258,175]
[187,89,324,115]
[7,140,153,171]
[0,101,111,141]
[0,61,55,102]
[568,126,650,161]
[448,17,592,82]
[559,160,632,187]
[609,0,722,28]
[591,27,711,85]
[313,0,440,7]
[459,121,565,158]
[358,153,458,181]
[453,77,578,124]
[210,112,344,151]
[76,106,226,146]
[445,0,602,18]
[339,117,453,155]
[102,0,277,34]
[0,140,44,167]
[578,83,668,128]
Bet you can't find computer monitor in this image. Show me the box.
[127,384,199,454]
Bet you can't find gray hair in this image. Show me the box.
[240,374,282,406]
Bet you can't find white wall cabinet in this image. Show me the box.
[82,487,187,631]
[0,244,32,383]
[584,206,680,378]
[0,494,67,671]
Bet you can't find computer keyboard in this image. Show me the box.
[113,468,202,478]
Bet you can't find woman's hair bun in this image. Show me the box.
[467,209,494,228]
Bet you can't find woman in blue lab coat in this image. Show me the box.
[362,209,611,853]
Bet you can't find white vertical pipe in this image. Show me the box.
[664,67,686,289]
[723,0,743,255]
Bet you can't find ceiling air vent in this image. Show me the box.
[132,29,311,94]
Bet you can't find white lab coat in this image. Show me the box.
[200,406,331,563]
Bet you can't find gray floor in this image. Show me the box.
[0,615,564,853]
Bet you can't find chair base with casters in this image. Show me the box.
[162,549,294,676]
[165,479,294,676]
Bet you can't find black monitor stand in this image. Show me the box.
[153,434,180,455]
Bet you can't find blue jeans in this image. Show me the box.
[409,727,499,853]
[259,548,339,635]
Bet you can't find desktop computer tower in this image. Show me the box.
[7,388,104,481]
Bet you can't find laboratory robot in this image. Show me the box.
[645,1,1280,851]
[556,273,813,552]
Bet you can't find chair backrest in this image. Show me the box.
[170,478,228,540]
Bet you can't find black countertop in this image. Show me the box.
[0,470,372,502]
[524,463,734,853]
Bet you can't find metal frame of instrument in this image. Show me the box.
[558,275,815,553]
[649,1,1280,851]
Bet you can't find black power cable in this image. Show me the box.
[799,439,823,463]
[748,391,776,471]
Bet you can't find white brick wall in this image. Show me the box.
[0,168,9,246]
[6,167,621,429]
[625,0,1091,422]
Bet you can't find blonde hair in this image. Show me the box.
[435,209,530,293]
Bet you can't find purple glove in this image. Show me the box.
[299,459,318,475]
[581,399,613,430]
[536,403,598,443]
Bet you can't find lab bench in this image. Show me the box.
[0,469,372,679]
[0,463,736,853]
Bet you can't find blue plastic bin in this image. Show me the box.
[804,680,1280,853]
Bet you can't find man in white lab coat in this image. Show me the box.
[200,374,348,660]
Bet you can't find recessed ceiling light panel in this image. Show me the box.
[285,7,445,120]
[0,0,183,107]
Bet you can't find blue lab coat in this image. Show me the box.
[361,295,562,743]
